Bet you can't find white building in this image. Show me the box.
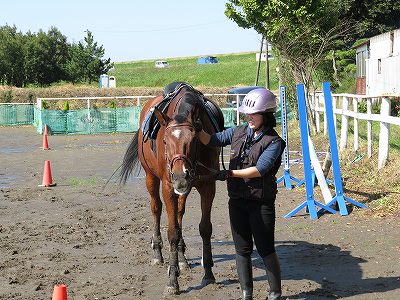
[356,29,400,95]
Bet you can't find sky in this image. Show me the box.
[1,0,262,62]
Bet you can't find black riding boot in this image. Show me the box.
[235,254,253,300]
[262,252,282,300]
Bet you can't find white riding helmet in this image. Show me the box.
[238,88,276,114]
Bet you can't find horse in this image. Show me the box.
[119,83,224,294]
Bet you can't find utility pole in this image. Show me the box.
[265,38,270,89]
[255,36,264,86]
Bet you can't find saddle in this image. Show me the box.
[141,83,224,142]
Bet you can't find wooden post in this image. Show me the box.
[367,98,373,158]
[255,36,264,86]
[333,95,337,133]
[353,97,359,151]
[265,39,270,89]
[36,98,43,134]
[340,96,349,151]
[315,94,320,133]
[322,94,327,136]
[378,97,391,169]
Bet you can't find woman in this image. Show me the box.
[197,88,285,300]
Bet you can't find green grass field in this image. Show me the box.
[113,52,279,88]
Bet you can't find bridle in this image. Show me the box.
[164,122,199,182]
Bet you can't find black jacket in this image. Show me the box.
[227,125,285,201]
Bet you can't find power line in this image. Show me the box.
[92,20,225,34]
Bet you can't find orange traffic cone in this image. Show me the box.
[52,284,68,300]
[43,133,49,150]
[38,160,56,187]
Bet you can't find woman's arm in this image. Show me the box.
[231,166,262,178]
[197,127,235,147]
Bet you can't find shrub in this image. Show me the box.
[63,101,70,111]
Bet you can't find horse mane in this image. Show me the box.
[176,89,207,121]
[119,132,140,184]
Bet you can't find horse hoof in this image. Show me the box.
[152,258,163,265]
[179,261,190,270]
[163,285,179,295]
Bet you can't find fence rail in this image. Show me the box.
[310,93,400,169]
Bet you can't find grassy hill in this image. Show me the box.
[112,52,279,89]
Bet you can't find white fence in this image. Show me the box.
[310,93,400,169]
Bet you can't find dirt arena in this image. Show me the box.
[0,126,399,300]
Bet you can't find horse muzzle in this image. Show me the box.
[171,171,192,195]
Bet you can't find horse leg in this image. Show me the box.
[146,173,164,265]
[162,182,181,295]
[196,182,216,286]
[177,195,190,270]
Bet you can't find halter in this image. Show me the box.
[164,122,198,182]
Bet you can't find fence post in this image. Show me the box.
[378,97,391,169]
[236,94,240,125]
[322,94,327,136]
[353,97,359,151]
[36,98,43,134]
[367,98,373,158]
[315,94,320,133]
[340,96,349,151]
[333,95,337,132]
[87,99,91,122]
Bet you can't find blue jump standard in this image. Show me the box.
[276,169,302,189]
[276,85,301,189]
[321,82,367,216]
[284,84,336,220]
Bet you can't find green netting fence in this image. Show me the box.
[34,107,142,134]
[0,104,34,125]
[1,103,293,134]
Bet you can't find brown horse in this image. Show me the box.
[119,84,224,294]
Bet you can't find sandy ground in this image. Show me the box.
[0,126,399,300]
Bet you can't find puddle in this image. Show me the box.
[0,146,37,154]
[0,174,17,188]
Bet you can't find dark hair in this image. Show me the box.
[262,112,276,128]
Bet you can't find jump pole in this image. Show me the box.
[308,135,332,204]
[284,84,336,220]
[321,82,367,215]
[276,85,301,189]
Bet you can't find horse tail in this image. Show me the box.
[119,132,140,184]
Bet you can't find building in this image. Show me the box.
[355,29,400,95]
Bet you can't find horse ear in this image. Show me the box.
[154,107,171,127]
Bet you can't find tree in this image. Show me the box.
[0,25,25,86]
[225,0,354,131]
[341,0,400,38]
[65,30,113,84]
[226,0,400,95]
[23,27,69,86]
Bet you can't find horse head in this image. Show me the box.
[154,103,202,195]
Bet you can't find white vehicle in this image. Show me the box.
[155,60,169,68]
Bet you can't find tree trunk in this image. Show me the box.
[322,148,332,178]
[332,50,341,86]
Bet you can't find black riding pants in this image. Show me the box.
[229,198,276,258]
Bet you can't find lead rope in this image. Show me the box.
[221,145,227,171]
